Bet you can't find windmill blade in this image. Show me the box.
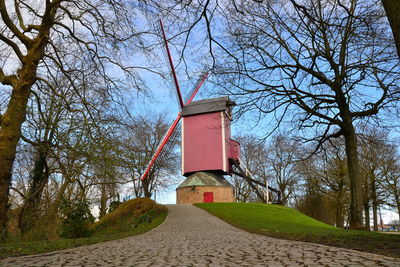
[152,122,181,173]
[159,20,184,108]
[140,114,181,181]
[184,71,209,104]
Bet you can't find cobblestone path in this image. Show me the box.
[1,204,399,266]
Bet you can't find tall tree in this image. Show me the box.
[17,83,64,234]
[120,113,179,198]
[266,135,299,206]
[216,0,399,229]
[0,0,152,237]
[379,142,400,223]
[311,140,350,228]
[359,127,393,231]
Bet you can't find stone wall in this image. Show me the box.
[176,186,235,204]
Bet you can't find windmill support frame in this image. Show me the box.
[230,159,281,204]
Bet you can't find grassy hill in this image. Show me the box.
[195,202,400,258]
[91,197,166,234]
[0,198,167,259]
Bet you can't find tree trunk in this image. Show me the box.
[382,0,400,60]
[335,197,344,228]
[0,82,32,238]
[142,178,152,198]
[99,184,107,218]
[372,201,379,231]
[396,197,400,226]
[335,183,345,228]
[18,147,49,234]
[371,176,379,231]
[363,174,370,231]
[342,124,364,230]
[364,203,370,231]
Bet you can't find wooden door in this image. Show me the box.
[204,192,214,203]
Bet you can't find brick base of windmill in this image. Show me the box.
[176,172,235,204]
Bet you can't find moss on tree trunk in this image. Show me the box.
[0,82,32,238]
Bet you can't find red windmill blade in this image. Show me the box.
[159,20,184,109]
[140,20,209,181]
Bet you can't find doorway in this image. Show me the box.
[204,192,214,203]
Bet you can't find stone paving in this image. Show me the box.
[1,204,399,266]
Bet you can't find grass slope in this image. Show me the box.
[0,198,167,259]
[195,202,400,258]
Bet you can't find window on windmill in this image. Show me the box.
[191,186,195,191]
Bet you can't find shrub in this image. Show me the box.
[60,199,95,238]
[108,201,121,213]
[138,214,152,224]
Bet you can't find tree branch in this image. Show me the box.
[0,0,32,47]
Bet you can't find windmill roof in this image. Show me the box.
[177,172,233,188]
[181,97,235,117]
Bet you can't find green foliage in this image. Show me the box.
[138,214,152,224]
[60,199,95,238]
[195,203,400,258]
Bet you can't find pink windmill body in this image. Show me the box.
[181,97,240,176]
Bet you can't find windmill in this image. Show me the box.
[141,20,280,204]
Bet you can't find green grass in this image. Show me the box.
[0,198,167,259]
[195,202,400,258]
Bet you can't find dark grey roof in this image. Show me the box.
[181,97,235,117]
[177,172,233,188]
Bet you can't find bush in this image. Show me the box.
[60,199,95,238]
[108,200,121,213]
[138,214,152,224]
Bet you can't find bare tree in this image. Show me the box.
[295,140,350,227]
[319,140,350,228]
[358,127,394,231]
[265,135,299,206]
[379,142,400,223]
[17,83,65,234]
[119,113,179,199]
[215,0,400,229]
[383,165,400,223]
